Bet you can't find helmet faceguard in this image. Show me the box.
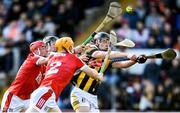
[43,36,59,52]
[94,32,110,51]
[43,36,59,44]
[94,32,110,42]
[30,41,46,55]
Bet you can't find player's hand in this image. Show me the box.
[85,43,97,49]
[136,55,147,64]
[97,73,104,82]
[128,54,137,62]
[74,45,85,54]
[79,54,89,62]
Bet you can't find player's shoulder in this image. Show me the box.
[27,53,40,61]
[66,53,81,62]
[67,52,78,58]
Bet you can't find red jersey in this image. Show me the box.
[9,53,46,99]
[40,52,85,99]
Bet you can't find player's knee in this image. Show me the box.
[77,106,90,112]
[20,108,26,113]
[48,107,62,113]
[25,106,39,113]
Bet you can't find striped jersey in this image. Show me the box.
[71,45,110,95]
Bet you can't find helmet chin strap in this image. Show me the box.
[63,47,68,53]
[96,41,103,51]
[62,46,72,53]
[47,41,56,52]
[47,42,51,52]
[47,42,50,47]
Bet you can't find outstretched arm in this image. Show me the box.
[111,55,147,68]
[111,60,136,68]
[36,53,56,66]
[73,45,86,54]
[81,65,103,81]
[36,57,48,65]
[92,50,133,59]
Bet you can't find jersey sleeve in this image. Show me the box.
[73,54,85,69]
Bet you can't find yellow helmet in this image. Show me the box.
[55,37,74,53]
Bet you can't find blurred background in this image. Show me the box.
[0,0,179,112]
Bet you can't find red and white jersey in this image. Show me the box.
[40,52,85,99]
[9,53,46,100]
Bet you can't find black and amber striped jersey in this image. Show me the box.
[71,45,110,95]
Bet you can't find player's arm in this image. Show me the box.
[111,55,137,68]
[111,60,136,68]
[78,54,89,62]
[74,54,103,81]
[73,45,86,54]
[36,52,57,65]
[92,50,133,59]
[36,57,48,65]
[81,65,103,81]
[110,55,147,68]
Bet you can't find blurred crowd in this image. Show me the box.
[112,0,180,50]
[0,0,179,112]
[0,0,105,73]
[101,0,180,111]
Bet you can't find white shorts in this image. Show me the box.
[1,90,30,112]
[29,87,58,113]
[70,87,99,113]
